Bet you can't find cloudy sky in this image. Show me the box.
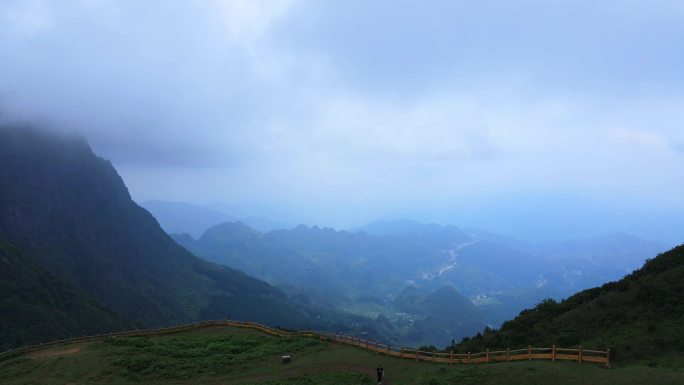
[1,0,683,241]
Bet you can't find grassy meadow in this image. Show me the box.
[1,326,683,385]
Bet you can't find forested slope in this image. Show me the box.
[455,244,684,361]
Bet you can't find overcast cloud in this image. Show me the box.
[1,0,683,241]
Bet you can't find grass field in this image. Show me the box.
[1,325,683,385]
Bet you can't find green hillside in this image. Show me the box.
[453,244,684,363]
[2,325,683,385]
[0,127,320,341]
[0,239,131,351]
[395,286,485,347]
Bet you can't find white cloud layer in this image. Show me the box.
[0,0,683,239]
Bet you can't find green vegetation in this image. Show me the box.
[174,217,662,347]
[104,328,324,380]
[394,286,484,347]
[174,221,493,345]
[2,326,683,385]
[0,239,131,351]
[0,126,335,349]
[452,245,684,363]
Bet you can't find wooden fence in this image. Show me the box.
[0,319,610,367]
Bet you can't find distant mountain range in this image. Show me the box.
[172,217,664,346]
[356,219,664,295]
[141,200,294,236]
[139,200,234,238]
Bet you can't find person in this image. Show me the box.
[376,364,384,384]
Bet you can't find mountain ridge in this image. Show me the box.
[0,126,319,337]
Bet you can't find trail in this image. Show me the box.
[29,346,81,359]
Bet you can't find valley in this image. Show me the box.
[162,210,665,347]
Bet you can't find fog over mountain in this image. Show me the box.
[1,1,683,245]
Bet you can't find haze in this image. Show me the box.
[1,1,683,244]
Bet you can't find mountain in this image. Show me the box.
[463,227,531,251]
[454,244,684,361]
[241,216,294,233]
[140,200,234,238]
[175,221,534,345]
[531,233,665,290]
[176,222,321,291]
[395,285,486,347]
[177,220,555,306]
[354,219,470,240]
[0,126,318,336]
[141,200,294,236]
[176,218,667,347]
[206,201,305,229]
[0,239,131,350]
[177,221,476,299]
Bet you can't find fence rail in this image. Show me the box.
[0,320,610,367]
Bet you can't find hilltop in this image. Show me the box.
[454,244,684,363]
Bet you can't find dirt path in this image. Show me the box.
[28,347,81,359]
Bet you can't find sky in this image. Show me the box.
[0,0,683,243]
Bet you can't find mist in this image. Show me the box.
[1,0,683,245]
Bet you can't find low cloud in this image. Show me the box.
[1,0,683,229]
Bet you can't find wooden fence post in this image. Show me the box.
[507,347,510,361]
[400,348,404,359]
[528,345,532,360]
[388,345,391,354]
[552,345,556,361]
[366,340,369,349]
[578,345,583,363]
[606,348,611,368]
[450,350,454,364]
[486,349,490,364]
[375,341,379,352]
[432,350,436,363]
[468,352,471,364]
